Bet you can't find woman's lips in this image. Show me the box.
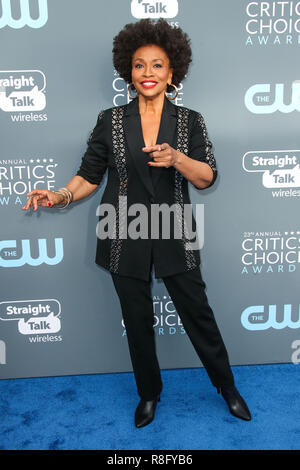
[141,81,158,89]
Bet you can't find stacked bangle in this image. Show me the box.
[54,187,73,209]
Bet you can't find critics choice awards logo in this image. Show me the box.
[245,0,300,46]
[0,156,58,207]
[242,150,300,198]
[241,230,300,274]
[121,294,186,337]
[0,70,47,122]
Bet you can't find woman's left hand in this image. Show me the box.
[142,143,179,168]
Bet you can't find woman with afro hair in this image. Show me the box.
[23,18,251,428]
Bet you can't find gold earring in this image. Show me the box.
[165,83,178,100]
[128,83,138,99]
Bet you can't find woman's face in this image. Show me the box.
[131,44,173,100]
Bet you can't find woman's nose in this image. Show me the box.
[143,66,154,76]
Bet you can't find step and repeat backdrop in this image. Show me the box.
[1,0,300,379]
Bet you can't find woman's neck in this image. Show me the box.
[138,93,165,116]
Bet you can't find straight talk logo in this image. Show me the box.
[96,198,204,250]
[242,150,300,198]
[131,0,179,18]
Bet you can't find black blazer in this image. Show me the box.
[76,96,217,281]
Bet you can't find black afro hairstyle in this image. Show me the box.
[112,18,192,87]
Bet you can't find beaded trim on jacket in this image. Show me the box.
[109,106,128,273]
[196,112,216,174]
[174,107,198,271]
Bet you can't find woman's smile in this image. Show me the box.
[140,80,158,89]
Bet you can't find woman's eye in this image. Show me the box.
[154,64,162,68]
[135,64,143,68]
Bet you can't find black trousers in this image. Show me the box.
[111,252,235,400]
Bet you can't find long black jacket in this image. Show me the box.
[76,96,217,281]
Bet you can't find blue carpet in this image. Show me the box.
[0,363,300,450]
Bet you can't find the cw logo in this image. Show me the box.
[0,238,64,267]
[245,82,300,114]
[0,0,48,29]
[241,304,300,330]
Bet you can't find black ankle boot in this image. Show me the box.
[218,385,251,421]
[135,395,161,428]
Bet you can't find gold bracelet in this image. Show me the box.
[54,187,73,209]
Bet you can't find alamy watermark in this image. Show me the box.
[96,197,204,250]
[0,340,6,365]
[291,339,300,364]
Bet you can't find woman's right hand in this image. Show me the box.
[22,189,65,211]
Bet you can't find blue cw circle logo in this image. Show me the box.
[0,0,48,29]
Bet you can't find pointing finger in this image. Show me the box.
[142,144,164,153]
